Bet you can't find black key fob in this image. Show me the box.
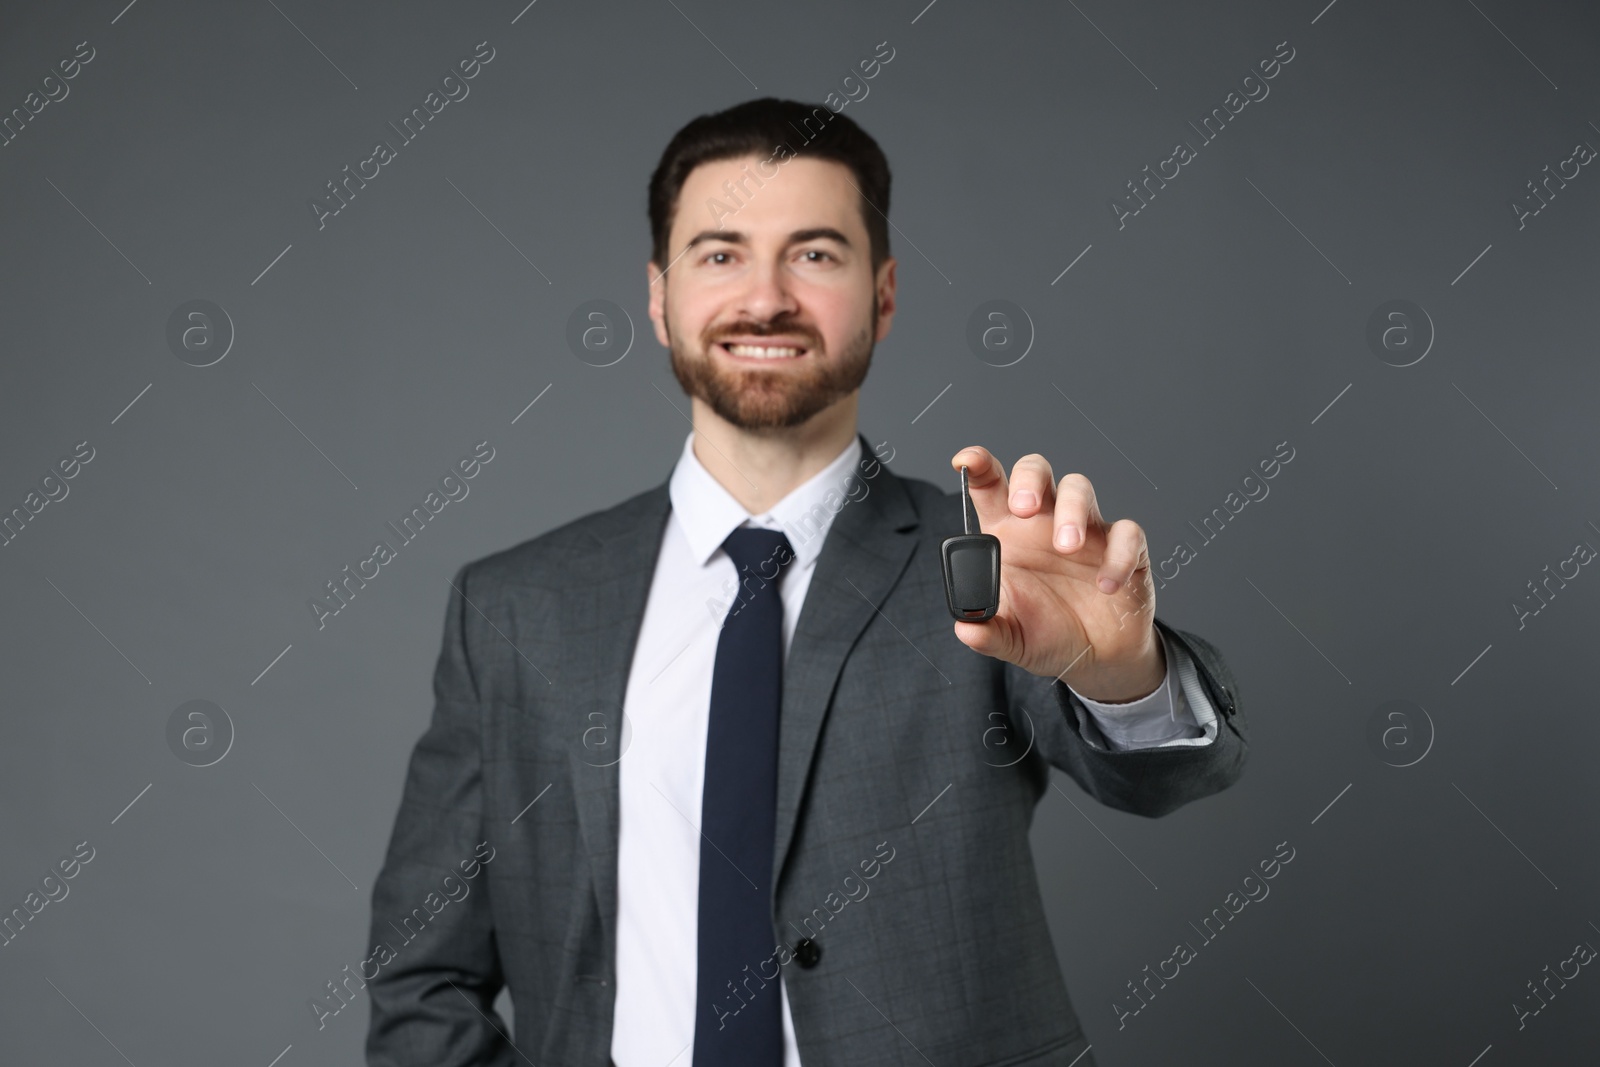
[941,465,1001,621]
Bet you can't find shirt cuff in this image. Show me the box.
[1066,627,1218,750]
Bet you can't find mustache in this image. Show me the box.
[707,324,819,346]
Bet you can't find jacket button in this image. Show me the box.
[794,938,822,968]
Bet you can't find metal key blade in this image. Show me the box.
[960,464,977,535]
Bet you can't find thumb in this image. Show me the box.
[954,614,1022,665]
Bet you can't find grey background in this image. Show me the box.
[2,0,1597,1063]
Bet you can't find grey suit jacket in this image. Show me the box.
[364,433,1248,1066]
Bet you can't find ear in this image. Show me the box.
[874,255,898,343]
[646,260,670,347]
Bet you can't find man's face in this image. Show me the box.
[647,153,896,431]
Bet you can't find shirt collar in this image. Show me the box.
[668,430,863,570]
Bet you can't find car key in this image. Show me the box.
[941,464,1001,621]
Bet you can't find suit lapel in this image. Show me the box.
[564,481,672,955]
[772,436,920,891]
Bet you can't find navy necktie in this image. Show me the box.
[693,526,796,1064]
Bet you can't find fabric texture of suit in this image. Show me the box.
[365,433,1249,1066]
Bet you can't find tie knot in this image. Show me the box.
[721,526,796,579]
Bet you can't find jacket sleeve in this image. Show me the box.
[1005,616,1249,818]
[365,563,518,1066]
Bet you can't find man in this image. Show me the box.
[364,97,1247,1066]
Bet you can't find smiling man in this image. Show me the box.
[365,97,1249,1067]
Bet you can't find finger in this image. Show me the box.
[1051,473,1104,554]
[1005,453,1056,518]
[953,611,1021,663]
[950,446,1011,531]
[1096,518,1149,594]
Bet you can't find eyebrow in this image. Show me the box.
[683,227,853,252]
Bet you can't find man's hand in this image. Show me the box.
[948,446,1164,703]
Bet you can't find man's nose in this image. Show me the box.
[733,259,800,322]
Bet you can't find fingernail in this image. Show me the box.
[1056,524,1080,550]
[1098,576,1119,594]
[1012,490,1038,511]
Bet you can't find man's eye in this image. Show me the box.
[703,251,733,265]
[802,250,836,262]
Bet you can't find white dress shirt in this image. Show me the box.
[609,432,1216,1066]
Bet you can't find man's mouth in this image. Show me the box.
[717,341,809,361]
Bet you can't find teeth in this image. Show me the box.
[725,343,802,358]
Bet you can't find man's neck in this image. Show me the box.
[688,395,858,515]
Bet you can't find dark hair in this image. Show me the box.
[647,97,892,275]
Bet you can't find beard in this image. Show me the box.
[666,304,876,430]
